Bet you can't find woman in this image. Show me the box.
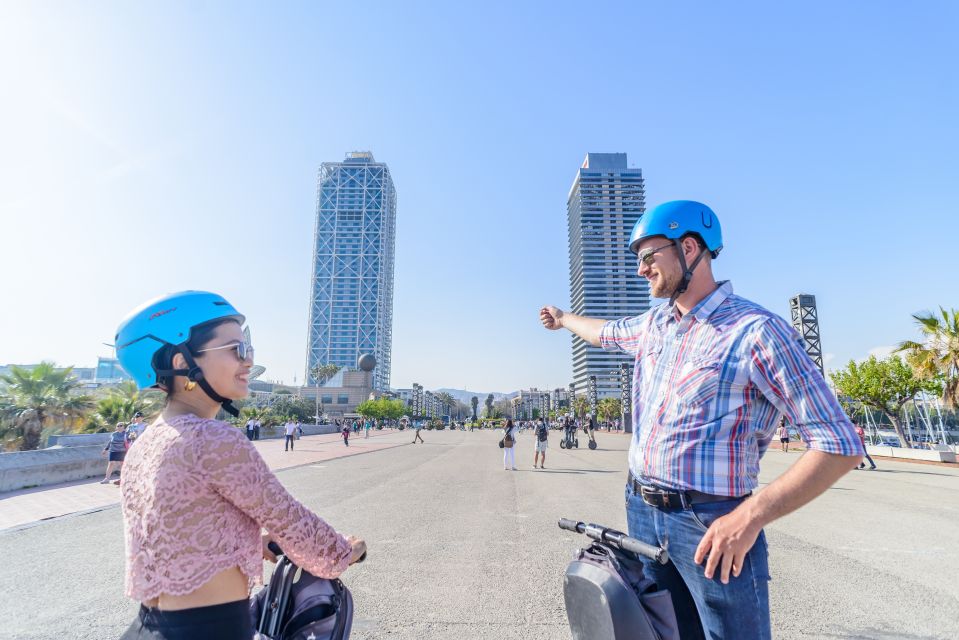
[100,422,128,484]
[114,291,365,639]
[777,416,791,452]
[502,418,518,471]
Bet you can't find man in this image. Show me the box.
[533,417,549,469]
[855,424,878,470]
[127,411,148,442]
[540,200,863,639]
[245,416,256,441]
[284,419,296,451]
[412,420,425,444]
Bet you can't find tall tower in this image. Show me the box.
[306,152,396,390]
[567,153,648,398]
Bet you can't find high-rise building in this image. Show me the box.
[306,152,396,390]
[567,152,649,398]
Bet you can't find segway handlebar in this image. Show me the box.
[558,518,668,565]
[268,541,367,564]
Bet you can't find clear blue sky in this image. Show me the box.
[1,1,956,392]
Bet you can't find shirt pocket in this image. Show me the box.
[674,354,744,408]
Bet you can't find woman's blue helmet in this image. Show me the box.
[115,291,245,390]
[628,200,723,258]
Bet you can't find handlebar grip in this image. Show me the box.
[558,518,582,533]
[268,541,284,556]
[619,536,669,564]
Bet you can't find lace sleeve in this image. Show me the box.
[196,423,353,578]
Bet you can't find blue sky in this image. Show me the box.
[1,1,956,392]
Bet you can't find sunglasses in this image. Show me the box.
[636,242,675,267]
[196,341,255,362]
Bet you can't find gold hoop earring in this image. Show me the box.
[184,380,197,392]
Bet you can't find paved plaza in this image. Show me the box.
[0,428,956,639]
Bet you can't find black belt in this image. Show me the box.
[628,473,749,510]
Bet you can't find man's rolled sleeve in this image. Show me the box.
[748,316,864,457]
[599,315,647,356]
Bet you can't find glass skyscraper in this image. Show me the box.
[306,152,396,390]
[567,153,649,398]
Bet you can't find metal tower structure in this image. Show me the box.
[789,294,823,374]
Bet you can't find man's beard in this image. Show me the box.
[648,269,681,299]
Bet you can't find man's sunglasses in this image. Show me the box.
[636,242,675,267]
[196,341,254,362]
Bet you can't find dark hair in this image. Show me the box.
[152,317,241,397]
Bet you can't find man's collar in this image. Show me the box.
[655,280,733,327]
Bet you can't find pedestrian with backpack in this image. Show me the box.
[541,201,863,639]
[114,291,365,639]
[534,417,549,469]
[342,424,350,447]
[501,419,518,470]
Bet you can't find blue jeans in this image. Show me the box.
[625,483,771,640]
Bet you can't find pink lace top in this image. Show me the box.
[120,414,352,602]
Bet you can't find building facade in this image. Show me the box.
[567,153,649,399]
[306,152,397,390]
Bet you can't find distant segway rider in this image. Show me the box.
[540,201,863,639]
[114,291,366,639]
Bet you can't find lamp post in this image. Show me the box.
[587,375,597,418]
[619,362,632,433]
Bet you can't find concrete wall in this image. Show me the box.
[47,434,112,448]
[0,446,105,492]
[867,445,956,463]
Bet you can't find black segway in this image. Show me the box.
[559,519,678,640]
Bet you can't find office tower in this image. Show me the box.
[567,152,648,398]
[306,152,396,390]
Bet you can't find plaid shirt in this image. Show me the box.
[601,281,863,497]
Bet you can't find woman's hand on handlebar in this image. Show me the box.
[347,536,367,565]
[261,533,279,563]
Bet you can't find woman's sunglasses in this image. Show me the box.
[196,341,254,362]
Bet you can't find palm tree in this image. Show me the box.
[0,363,93,450]
[897,307,959,409]
[109,380,164,417]
[310,363,341,422]
[484,393,494,418]
[470,396,478,420]
[435,392,455,420]
[597,397,621,426]
[572,396,590,420]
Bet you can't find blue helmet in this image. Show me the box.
[115,291,245,390]
[628,200,723,258]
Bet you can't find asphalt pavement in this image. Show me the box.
[0,428,956,639]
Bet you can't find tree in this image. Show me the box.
[470,396,478,420]
[598,397,621,424]
[0,363,93,450]
[484,393,494,418]
[311,363,341,385]
[434,392,455,419]
[896,307,959,409]
[572,396,590,420]
[830,356,940,448]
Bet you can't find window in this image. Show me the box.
[322,395,333,404]
[337,395,349,404]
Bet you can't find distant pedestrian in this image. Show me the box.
[412,420,425,444]
[777,417,790,452]
[127,412,148,443]
[253,417,261,440]
[245,417,255,441]
[502,419,518,470]
[855,425,877,470]
[101,422,129,484]
[364,419,371,439]
[342,424,350,447]
[534,418,549,469]
[294,419,302,439]
[284,419,296,451]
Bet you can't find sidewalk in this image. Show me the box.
[0,429,408,533]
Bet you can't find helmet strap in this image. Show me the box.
[668,238,707,307]
[156,347,239,417]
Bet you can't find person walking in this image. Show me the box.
[502,419,518,470]
[855,424,878,470]
[245,417,255,441]
[364,419,371,439]
[114,291,365,639]
[777,417,790,452]
[412,420,425,444]
[252,417,261,441]
[341,424,350,447]
[540,200,863,640]
[101,422,129,484]
[284,419,296,451]
[533,417,549,469]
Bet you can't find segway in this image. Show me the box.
[558,518,678,640]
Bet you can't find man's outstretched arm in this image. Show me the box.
[539,305,606,346]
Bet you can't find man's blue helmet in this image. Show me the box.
[115,291,245,390]
[628,200,723,258]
